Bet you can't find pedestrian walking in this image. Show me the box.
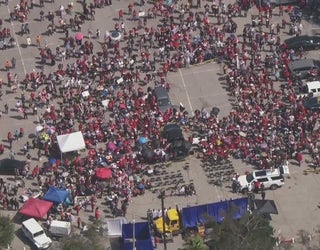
[23,142,29,155]
[4,103,8,114]
[23,109,28,119]
[297,151,303,167]
[9,150,15,160]
[95,207,101,220]
[261,190,266,200]
[36,35,41,47]
[96,28,100,39]
[77,217,82,229]
[5,60,11,71]
[26,36,31,46]
[11,57,16,69]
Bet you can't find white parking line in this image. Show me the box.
[7,6,27,75]
[178,68,193,113]
[214,185,221,200]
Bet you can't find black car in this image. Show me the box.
[303,96,320,110]
[163,124,191,160]
[284,36,320,51]
[269,0,302,7]
[256,0,301,8]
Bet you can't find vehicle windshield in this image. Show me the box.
[158,98,170,106]
[33,230,45,238]
[246,174,254,183]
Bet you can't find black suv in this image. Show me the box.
[163,124,191,160]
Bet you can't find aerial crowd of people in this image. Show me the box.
[0,0,318,228]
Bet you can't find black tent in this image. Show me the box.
[254,199,278,215]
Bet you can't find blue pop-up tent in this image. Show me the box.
[43,186,69,205]
[122,239,154,250]
[182,198,248,227]
[122,222,154,250]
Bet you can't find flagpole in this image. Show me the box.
[133,215,136,250]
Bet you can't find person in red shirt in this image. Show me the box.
[119,9,123,21]
[95,207,101,220]
[297,151,303,167]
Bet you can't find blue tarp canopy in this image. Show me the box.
[122,239,154,250]
[207,200,229,223]
[43,186,69,205]
[122,222,154,250]
[122,222,150,241]
[182,198,248,228]
[182,205,208,228]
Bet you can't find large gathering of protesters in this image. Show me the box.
[0,0,319,231]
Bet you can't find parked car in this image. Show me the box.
[256,0,302,8]
[288,59,320,80]
[283,36,320,51]
[22,218,52,249]
[237,166,290,193]
[153,86,172,112]
[163,124,191,160]
[298,81,320,97]
[48,220,71,238]
[303,96,320,110]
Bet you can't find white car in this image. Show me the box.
[237,165,290,193]
[22,218,52,249]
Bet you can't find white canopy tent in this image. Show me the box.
[57,131,85,153]
[104,217,127,236]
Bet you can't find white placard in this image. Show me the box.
[117,78,123,84]
[82,90,89,97]
[102,99,110,107]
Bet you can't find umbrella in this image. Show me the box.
[107,142,116,151]
[138,136,148,145]
[95,168,112,180]
[75,32,84,41]
[211,107,220,116]
[110,31,121,41]
[88,149,96,156]
[239,131,247,137]
[49,158,56,165]
[260,143,268,149]
[138,183,145,190]
[46,126,56,135]
[96,85,104,91]
[35,125,44,133]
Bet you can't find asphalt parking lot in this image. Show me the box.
[0,0,320,249]
[168,63,233,117]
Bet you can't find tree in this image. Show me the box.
[206,209,276,250]
[61,221,105,250]
[183,234,207,250]
[61,236,92,250]
[0,214,14,249]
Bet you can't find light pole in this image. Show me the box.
[133,219,136,250]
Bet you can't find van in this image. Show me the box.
[153,87,172,112]
[288,59,320,79]
[22,218,52,249]
[49,220,71,238]
[300,81,320,97]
